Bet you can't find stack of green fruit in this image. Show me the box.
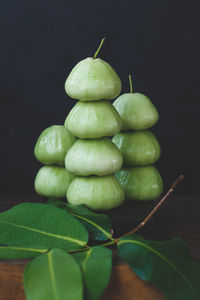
[112,75,163,201]
[34,125,76,198]
[64,40,125,210]
[34,40,163,210]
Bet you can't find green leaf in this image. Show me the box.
[24,248,83,300]
[0,203,88,251]
[0,245,47,259]
[73,246,112,300]
[118,234,200,300]
[65,204,112,241]
[47,199,112,241]
[47,197,62,205]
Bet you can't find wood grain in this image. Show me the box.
[102,265,164,300]
[0,260,26,300]
[0,260,164,300]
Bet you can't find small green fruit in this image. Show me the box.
[113,93,159,131]
[67,176,124,210]
[34,125,76,166]
[34,166,75,198]
[65,58,121,101]
[115,165,163,201]
[112,130,161,166]
[65,100,122,138]
[65,138,123,176]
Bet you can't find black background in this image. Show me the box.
[0,0,199,196]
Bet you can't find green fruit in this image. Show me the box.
[65,138,123,176]
[65,100,122,138]
[65,58,121,101]
[67,176,124,210]
[34,166,75,198]
[34,125,76,166]
[115,165,163,201]
[112,130,161,166]
[113,93,159,131]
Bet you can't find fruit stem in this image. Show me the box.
[68,245,91,254]
[129,74,133,93]
[100,240,116,248]
[115,174,184,241]
[93,38,106,59]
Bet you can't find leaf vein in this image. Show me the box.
[70,213,112,240]
[48,251,59,300]
[0,220,86,247]
[118,239,195,295]
[82,248,91,271]
[0,246,47,253]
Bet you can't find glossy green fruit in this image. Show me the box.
[112,130,161,166]
[65,138,123,176]
[65,58,121,101]
[67,175,124,210]
[115,165,163,201]
[65,100,122,138]
[34,166,75,198]
[113,93,159,131]
[34,125,76,166]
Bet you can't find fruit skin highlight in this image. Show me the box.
[65,100,122,139]
[34,165,75,198]
[65,58,122,101]
[67,176,125,210]
[34,125,76,166]
[115,166,163,201]
[65,138,123,176]
[112,130,161,166]
[113,92,159,131]
[112,74,163,202]
[64,40,124,210]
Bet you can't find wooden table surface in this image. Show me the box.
[0,195,199,300]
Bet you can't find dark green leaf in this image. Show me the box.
[46,198,68,207]
[48,199,112,241]
[118,234,200,300]
[65,204,112,241]
[0,203,88,251]
[24,248,83,300]
[46,197,61,205]
[0,245,47,259]
[73,246,112,300]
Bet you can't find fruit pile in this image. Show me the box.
[34,40,163,211]
[64,42,125,210]
[112,75,163,201]
[34,125,76,198]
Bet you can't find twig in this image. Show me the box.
[69,175,184,251]
[116,175,184,241]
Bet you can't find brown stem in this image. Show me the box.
[116,174,184,241]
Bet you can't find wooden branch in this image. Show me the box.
[117,175,184,240]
